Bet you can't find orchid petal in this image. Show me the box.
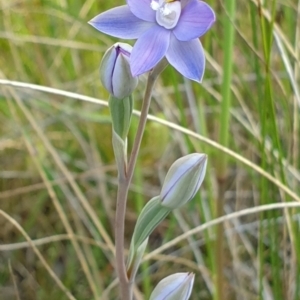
[166,36,205,82]
[180,0,190,8]
[89,6,153,39]
[127,0,156,22]
[130,26,170,76]
[173,0,215,41]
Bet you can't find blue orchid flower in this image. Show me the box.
[89,0,215,82]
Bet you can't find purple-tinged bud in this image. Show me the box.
[100,43,138,99]
[149,272,195,300]
[160,153,207,209]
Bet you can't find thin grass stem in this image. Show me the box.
[216,1,236,299]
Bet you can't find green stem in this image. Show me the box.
[218,0,236,175]
[114,60,168,300]
[216,1,236,299]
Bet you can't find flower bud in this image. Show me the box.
[160,153,207,209]
[100,43,138,99]
[149,272,195,300]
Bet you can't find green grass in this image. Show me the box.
[0,0,300,299]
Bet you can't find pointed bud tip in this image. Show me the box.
[149,272,195,300]
[100,43,138,99]
[160,153,207,209]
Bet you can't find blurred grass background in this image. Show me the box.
[0,0,300,299]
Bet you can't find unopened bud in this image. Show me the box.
[149,272,195,300]
[160,153,207,209]
[100,43,138,99]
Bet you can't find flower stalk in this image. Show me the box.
[114,59,168,300]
